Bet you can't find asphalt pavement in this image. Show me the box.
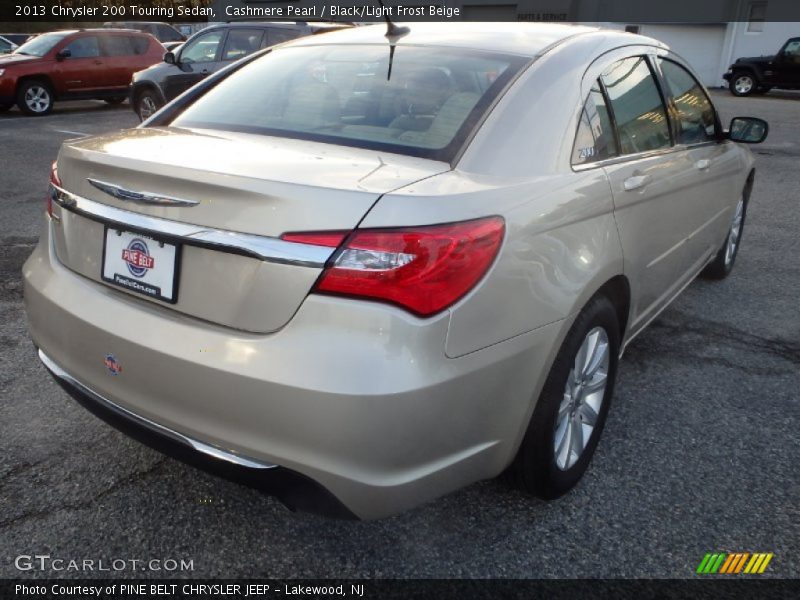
[0,93,798,578]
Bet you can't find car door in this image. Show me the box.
[53,34,108,94]
[162,29,226,102]
[99,33,134,90]
[593,55,696,331]
[655,56,742,263]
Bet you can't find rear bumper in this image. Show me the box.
[40,348,356,519]
[24,217,563,519]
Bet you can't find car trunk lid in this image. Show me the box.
[51,127,448,333]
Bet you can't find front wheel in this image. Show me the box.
[730,72,756,96]
[702,196,747,280]
[16,80,53,116]
[135,89,162,121]
[506,295,620,499]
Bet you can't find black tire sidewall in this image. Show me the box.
[516,295,621,498]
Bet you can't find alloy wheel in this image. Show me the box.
[139,96,157,120]
[25,85,51,114]
[734,75,754,95]
[554,326,610,471]
[725,198,744,266]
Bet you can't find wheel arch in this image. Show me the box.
[16,74,57,98]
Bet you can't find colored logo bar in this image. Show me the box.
[696,552,773,574]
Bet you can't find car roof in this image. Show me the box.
[289,22,601,56]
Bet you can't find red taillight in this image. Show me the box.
[47,161,60,218]
[282,217,505,317]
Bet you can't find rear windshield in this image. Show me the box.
[14,32,70,57]
[171,44,527,162]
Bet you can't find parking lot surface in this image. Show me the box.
[1,93,798,578]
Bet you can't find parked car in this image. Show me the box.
[103,21,186,44]
[0,29,164,115]
[130,21,347,120]
[0,35,17,54]
[0,33,33,47]
[724,36,800,96]
[25,23,767,519]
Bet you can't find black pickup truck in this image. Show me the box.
[724,37,800,96]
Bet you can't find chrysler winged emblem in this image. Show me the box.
[87,178,199,207]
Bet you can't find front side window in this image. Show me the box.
[601,56,671,155]
[658,59,717,144]
[180,31,224,64]
[572,82,617,165]
[172,45,526,162]
[782,39,800,63]
[65,36,101,59]
[222,29,264,61]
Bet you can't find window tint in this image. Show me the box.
[157,25,183,42]
[131,36,150,55]
[180,31,223,64]
[572,82,617,165]
[601,56,671,155]
[783,39,800,63]
[65,36,101,59]
[658,59,717,144]
[172,45,526,162]
[102,35,133,57]
[265,29,300,47]
[223,29,264,61]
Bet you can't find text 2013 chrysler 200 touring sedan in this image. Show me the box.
[23,24,768,519]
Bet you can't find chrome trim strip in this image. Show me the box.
[51,184,334,268]
[88,178,200,207]
[38,349,278,471]
[572,141,724,172]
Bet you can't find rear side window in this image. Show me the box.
[265,29,300,47]
[572,82,617,165]
[157,24,183,43]
[131,36,150,55]
[65,36,100,59]
[601,56,671,155]
[658,59,717,144]
[102,35,133,57]
[222,29,264,61]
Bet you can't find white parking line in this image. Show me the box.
[53,129,89,137]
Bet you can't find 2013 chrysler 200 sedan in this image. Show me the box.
[24,24,768,519]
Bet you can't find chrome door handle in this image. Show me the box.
[623,175,651,192]
[695,159,711,170]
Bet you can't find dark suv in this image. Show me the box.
[130,21,346,120]
[724,37,800,96]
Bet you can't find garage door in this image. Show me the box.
[640,24,727,87]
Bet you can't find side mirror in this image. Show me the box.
[728,117,769,144]
[163,51,176,65]
[56,48,71,61]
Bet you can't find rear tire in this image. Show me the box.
[729,71,757,97]
[702,195,748,280]
[16,79,53,116]
[135,89,162,121]
[506,295,620,499]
